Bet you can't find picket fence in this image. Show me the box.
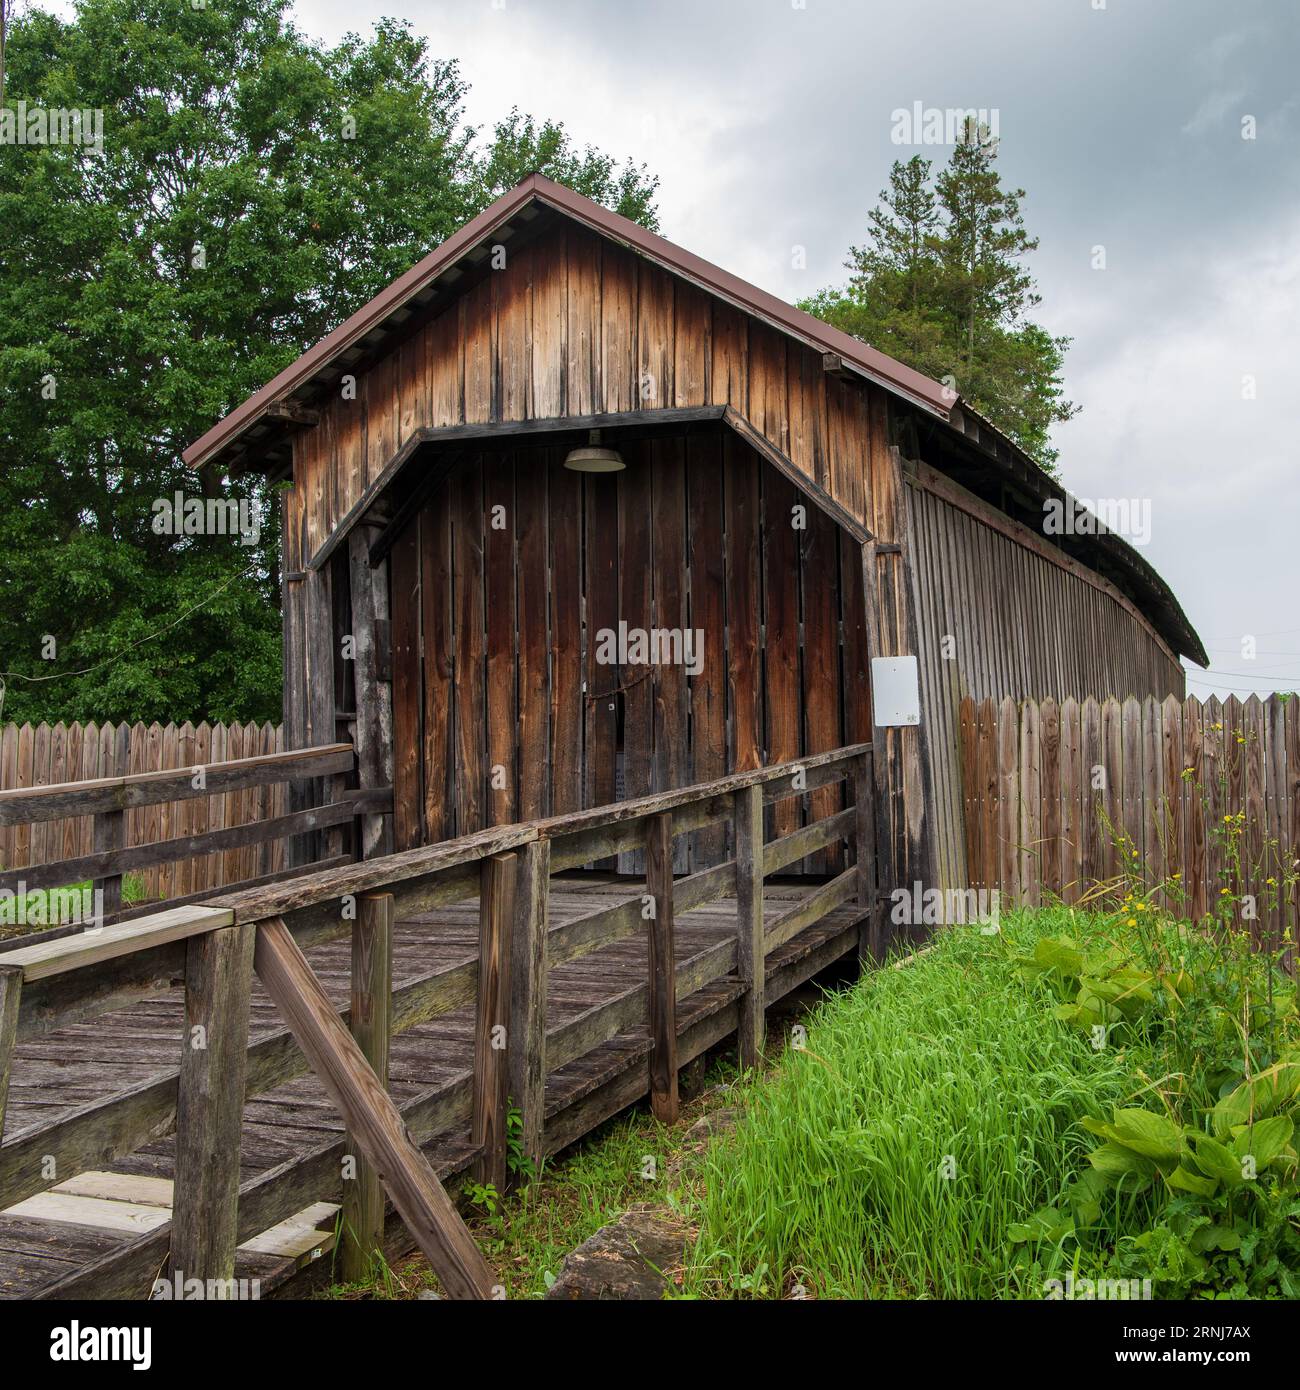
[958,694,1300,944]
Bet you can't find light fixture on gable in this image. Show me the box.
[563,428,625,472]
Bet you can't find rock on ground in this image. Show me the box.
[545,1207,688,1301]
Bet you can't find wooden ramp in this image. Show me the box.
[0,746,875,1299]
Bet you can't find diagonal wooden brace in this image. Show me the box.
[253,917,497,1300]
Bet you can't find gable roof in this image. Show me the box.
[183,174,951,474]
[183,174,1205,668]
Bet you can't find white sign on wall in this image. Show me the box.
[871,656,921,728]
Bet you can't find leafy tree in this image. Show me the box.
[0,0,658,725]
[802,123,1076,471]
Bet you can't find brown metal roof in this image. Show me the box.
[182,174,952,472]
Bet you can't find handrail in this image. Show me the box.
[0,742,355,824]
[0,742,367,927]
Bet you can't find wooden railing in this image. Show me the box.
[0,742,874,1301]
[0,743,383,928]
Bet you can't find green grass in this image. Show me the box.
[684,905,1153,1299]
[0,872,153,939]
[321,1071,735,1300]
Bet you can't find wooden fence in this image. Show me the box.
[0,721,286,901]
[958,694,1300,944]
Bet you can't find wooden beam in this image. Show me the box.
[0,967,20,1142]
[764,868,858,953]
[762,806,855,877]
[339,893,393,1283]
[0,905,234,983]
[170,923,256,1290]
[348,523,395,859]
[367,450,468,569]
[472,854,515,1192]
[644,813,679,1123]
[0,744,354,826]
[854,752,880,961]
[722,405,872,544]
[92,809,124,919]
[0,798,367,897]
[734,785,765,1071]
[253,917,497,1299]
[508,840,549,1169]
[265,400,321,427]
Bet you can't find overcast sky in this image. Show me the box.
[63,0,1300,695]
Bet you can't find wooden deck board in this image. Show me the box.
[0,875,864,1297]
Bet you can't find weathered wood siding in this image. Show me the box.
[904,462,1186,893]
[387,429,873,871]
[284,223,894,574]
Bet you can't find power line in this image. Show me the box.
[0,559,260,722]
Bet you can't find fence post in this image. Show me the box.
[171,923,255,1293]
[852,753,880,961]
[0,966,20,1143]
[734,785,765,1069]
[324,770,353,863]
[93,807,125,920]
[339,892,393,1283]
[508,839,549,1172]
[473,854,515,1193]
[645,812,679,1123]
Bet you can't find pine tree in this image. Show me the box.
[802,122,1077,471]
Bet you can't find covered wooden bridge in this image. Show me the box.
[0,176,1205,1297]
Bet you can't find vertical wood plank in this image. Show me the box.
[484,454,518,826]
[734,784,764,1069]
[340,892,393,1283]
[801,499,842,872]
[584,472,620,851]
[419,491,453,846]
[548,455,583,816]
[1019,699,1042,908]
[644,812,679,1123]
[516,457,550,820]
[724,431,762,773]
[473,853,515,1193]
[0,967,20,1143]
[763,470,801,841]
[686,434,726,866]
[171,923,255,1290]
[453,465,486,836]
[618,443,654,872]
[1061,697,1082,904]
[390,519,424,851]
[93,809,125,920]
[997,697,1020,901]
[508,839,549,1168]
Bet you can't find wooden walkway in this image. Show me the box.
[1,876,862,1299]
[0,742,876,1299]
